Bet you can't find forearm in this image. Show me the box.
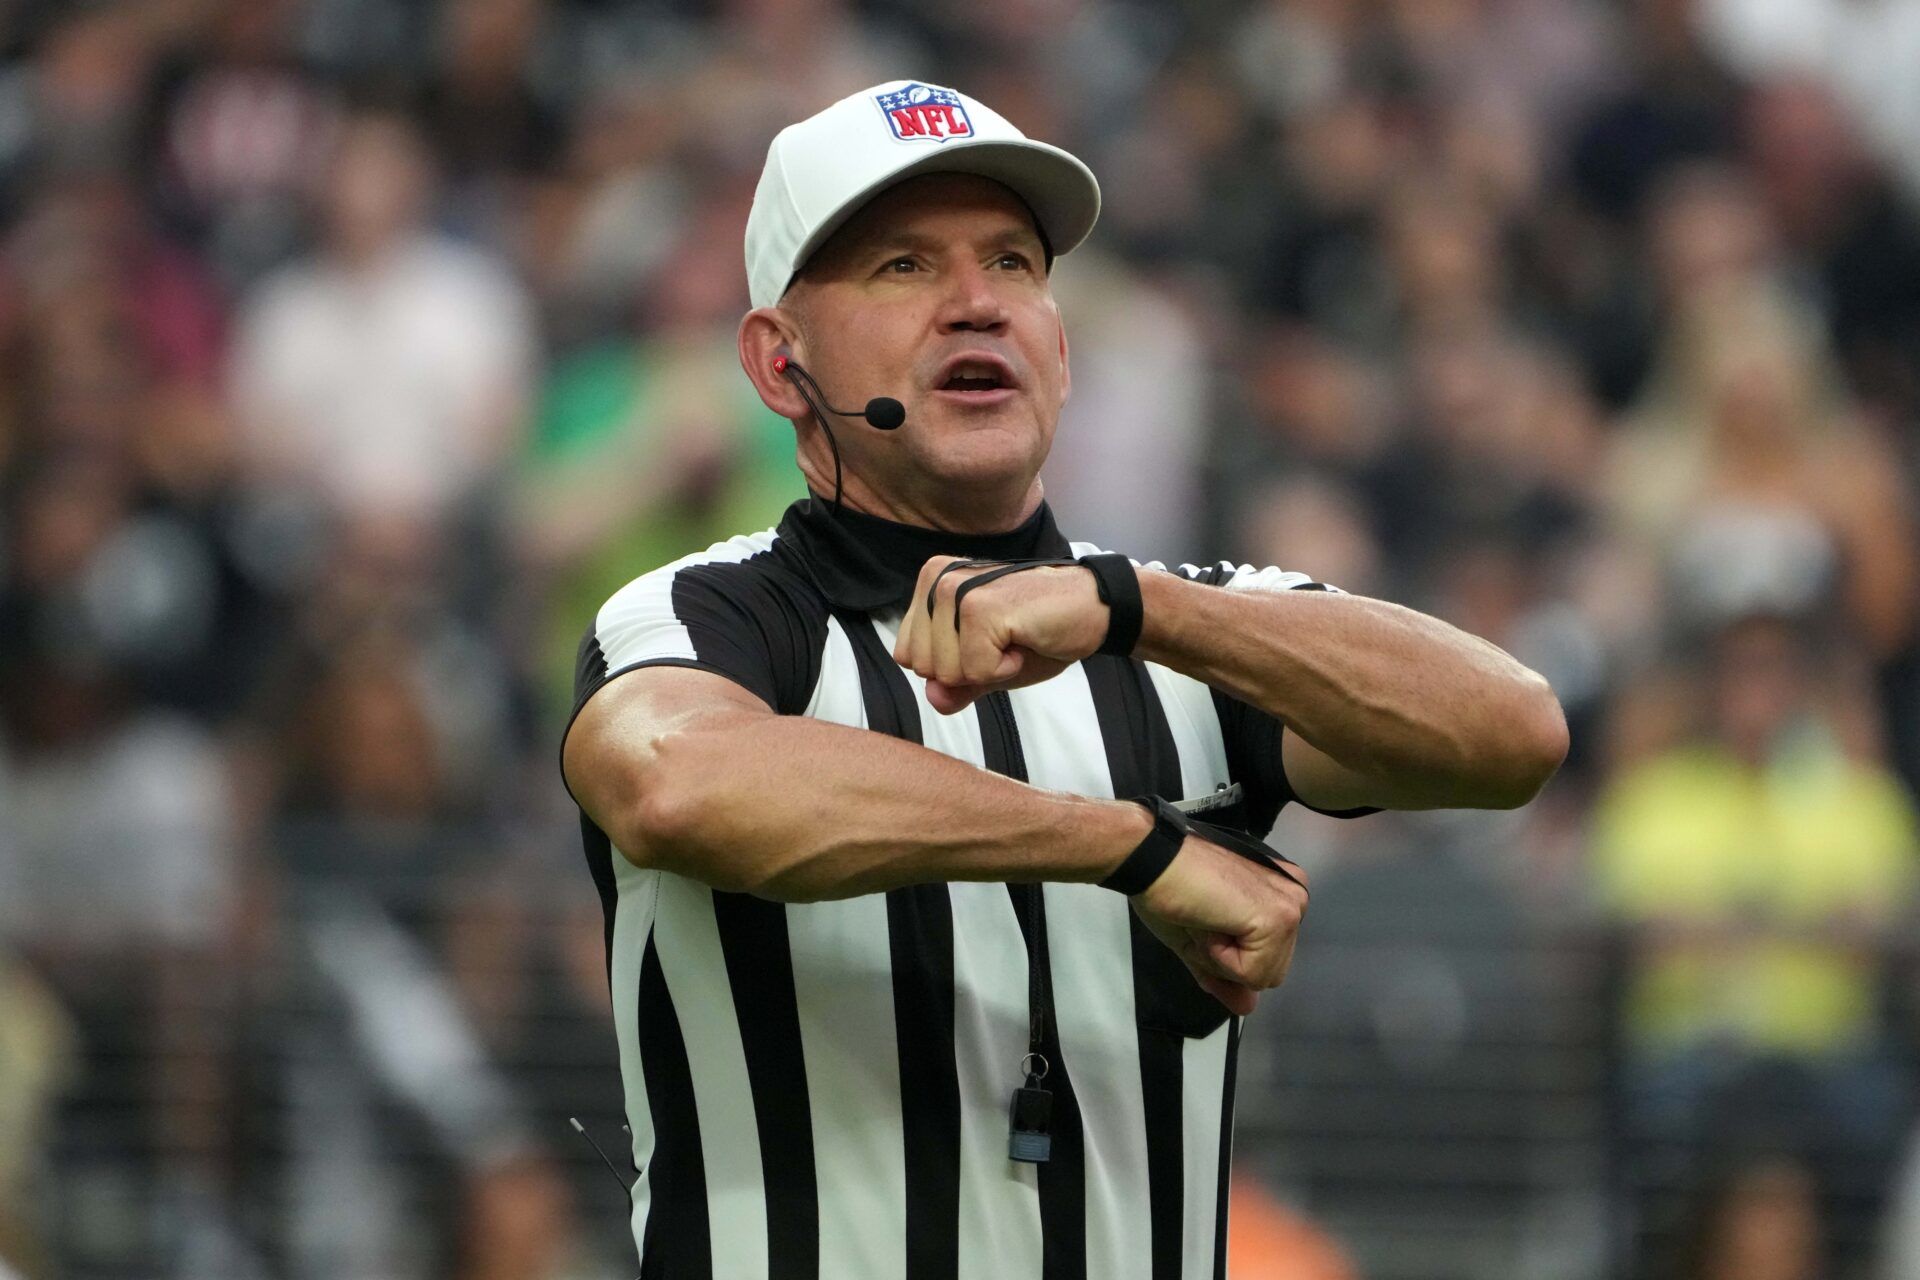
[1135,571,1565,802]
[610,708,1149,902]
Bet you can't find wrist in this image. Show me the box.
[1078,553,1143,657]
[1130,567,1186,665]
[1085,799,1154,884]
[1098,795,1190,895]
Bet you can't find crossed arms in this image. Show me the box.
[563,560,1567,1011]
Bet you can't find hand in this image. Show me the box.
[894,555,1111,715]
[1130,833,1310,1016]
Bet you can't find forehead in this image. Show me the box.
[805,173,1045,270]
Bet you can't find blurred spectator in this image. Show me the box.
[1607,166,1918,678]
[0,458,242,1273]
[1568,0,1738,225]
[0,301,284,726]
[1609,274,1917,662]
[1694,0,1920,208]
[1235,472,1383,600]
[1,167,228,397]
[0,7,157,200]
[1042,249,1211,561]
[1233,322,1396,487]
[1243,89,1406,341]
[0,1,1911,1275]
[1374,329,1601,589]
[0,956,75,1278]
[268,631,568,1280]
[1379,170,1509,338]
[230,106,536,551]
[148,0,341,290]
[1740,78,1920,427]
[1592,609,1917,1269]
[513,184,800,710]
[0,657,237,960]
[525,73,693,348]
[420,0,563,197]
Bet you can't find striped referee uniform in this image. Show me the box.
[567,494,1370,1280]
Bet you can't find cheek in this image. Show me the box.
[805,304,886,373]
[840,323,917,388]
[1026,311,1066,396]
[1031,343,1067,406]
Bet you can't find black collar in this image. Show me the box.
[777,491,1073,612]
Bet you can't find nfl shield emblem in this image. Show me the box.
[874,83,975,144]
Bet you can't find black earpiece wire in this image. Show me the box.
[778,358,848,514]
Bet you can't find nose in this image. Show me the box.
[935,260,1010,335]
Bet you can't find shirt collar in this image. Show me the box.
[777,491,1074,613]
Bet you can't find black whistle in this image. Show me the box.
[1008,1082,1053,1163]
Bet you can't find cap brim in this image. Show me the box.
[783,138,1101,299]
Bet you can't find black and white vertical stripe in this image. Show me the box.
[568,526,1339,1279]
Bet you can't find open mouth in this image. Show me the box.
[935,356,1017,399]
[941,363,1007,391]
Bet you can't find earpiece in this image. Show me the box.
[767,348,907,515]
[772,354,905,433]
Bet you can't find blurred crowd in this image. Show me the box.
[0,0,1917,1277]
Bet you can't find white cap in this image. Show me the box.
[744,79,1101,309]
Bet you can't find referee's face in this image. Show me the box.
[780,174,1069,520]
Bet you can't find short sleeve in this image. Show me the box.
[1163,561,1381,826]
[1164,559,1343,595]
[567,538,826,743]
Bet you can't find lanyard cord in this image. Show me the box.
[1021,882,1045,1063]
[981,689,1050,1077]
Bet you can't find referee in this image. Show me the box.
[562,80,1567,1280]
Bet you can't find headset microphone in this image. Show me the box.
[860,395,907,431]
[773,356,905,431]
[772,353,907,515]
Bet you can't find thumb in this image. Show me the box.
[1204,933,1249,981]
[992,647,1026,682]
[923,678,984,716]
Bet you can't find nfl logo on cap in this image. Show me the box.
[743,79,1102,307]
[874,82,974,144]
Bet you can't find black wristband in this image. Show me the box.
[1100,796,1189,895]
[1079,553,1142,656]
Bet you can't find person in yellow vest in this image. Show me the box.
[1592,608,1917,1266]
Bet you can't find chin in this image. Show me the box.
[913,419,1047,490]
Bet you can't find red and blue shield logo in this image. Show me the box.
[874,83,974,144]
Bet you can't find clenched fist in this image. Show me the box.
[893,554,1112,714]
[1132,831,1310,1016]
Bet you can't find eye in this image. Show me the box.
[881,256,920,275]
[993,251,1034,271]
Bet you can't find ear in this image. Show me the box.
[738,307,811,422]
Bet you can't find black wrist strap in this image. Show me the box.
[1100,796,1189,895]
[1186,817,1309,895]
[936,557,1080,624]
[1078,553,1142,656]
[922,553,1142,658]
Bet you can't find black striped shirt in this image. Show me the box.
[565,495,1369,1279]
